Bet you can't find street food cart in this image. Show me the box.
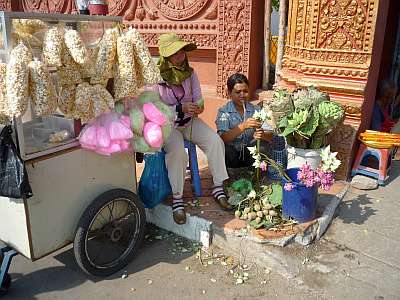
[0,12,146,295]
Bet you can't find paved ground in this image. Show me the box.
[285,160,400,300]
[5,225,318,300]
[3,161,400,300]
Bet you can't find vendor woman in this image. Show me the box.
[154,33,232,225]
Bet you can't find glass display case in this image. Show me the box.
[0,11,122,160]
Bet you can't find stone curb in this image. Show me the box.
[145,182,349,279]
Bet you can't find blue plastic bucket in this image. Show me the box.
[281,168,318,223]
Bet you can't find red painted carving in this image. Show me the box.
[0,0,11,10]
[109,0,129,16]
[204,2,218,20]
[152,0,210,20]
[217,0,249,96]
[21,0,76,14]
[135,31,217,48]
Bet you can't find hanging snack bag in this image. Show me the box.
[28,59,57,116]
[129,28,162,87]
[12,19,47,34]
[90,28,118,85]
[43,26,64,67]
[0,62,10,124]
[75,82,94,123]
[6,44,31,117]
[91,84,115,118]
[58,84,76,118]
[64,29,88,65]
[114,31,137,99]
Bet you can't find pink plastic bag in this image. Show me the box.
[108,120,133,140]
[120,115,131,129]
[96,126,111,148]
[79,125,98,146]
[143,122,163,148]
[143,103,168,126]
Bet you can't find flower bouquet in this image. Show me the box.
[281,146,341,222]
[229,143,341,227]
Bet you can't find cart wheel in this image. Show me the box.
[74,189,146,276]
[0,274,11,296]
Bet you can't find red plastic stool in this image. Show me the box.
[351,143,393,185]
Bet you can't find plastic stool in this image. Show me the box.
[351,143,393,185]
[184,140,202,197]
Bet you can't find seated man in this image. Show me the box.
[215,73,273,169]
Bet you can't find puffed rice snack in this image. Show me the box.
[90,27,118,85]
[10,42,33,65]
[12,31,43,49]
[91,84,114,117]
[43,26,64,67]
[64,29,88,65]
[28,59,57,116]
[128,28,161,87]
[12,19,47,34]
[58,84,76,118]
[114,31,137,99]
[6,43,33,117]
[0,62,10,124]
[75,82,94,123]
[6,59,29,117]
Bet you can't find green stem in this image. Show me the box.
[256,139,261,192]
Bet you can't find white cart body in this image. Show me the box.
[0,148,137,260]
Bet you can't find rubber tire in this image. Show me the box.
[73,189,146,277]
[0,274,11,297]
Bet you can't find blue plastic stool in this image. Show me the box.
[184,140,203,197]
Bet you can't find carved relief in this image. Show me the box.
[318,0,367,51]
[137,32,217,48]
[120,0,215,24]
[152,0,210,20]
[217,0,251,96]
[21,0,76,13]
[281,0,378,85]
[109,0,129,16]
[0,0,11,10]
[204,2,218,20]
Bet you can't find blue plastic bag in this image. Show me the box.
[138,151,172,208]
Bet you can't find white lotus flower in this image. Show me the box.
[252,108,271,122]
[252,158,261,169]
[320,145,341,172]
[247,146,257,155]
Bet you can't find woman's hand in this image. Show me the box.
[254,128,273,141]
[238,118,262,131]
[182,102,199,114]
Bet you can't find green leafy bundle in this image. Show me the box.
[276,86,345,149]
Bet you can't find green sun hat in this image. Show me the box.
[158,33,197,57]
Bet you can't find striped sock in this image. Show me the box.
[211,185,227,201]
[172,196,185,212]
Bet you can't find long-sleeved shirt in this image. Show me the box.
[154,72,203,127]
